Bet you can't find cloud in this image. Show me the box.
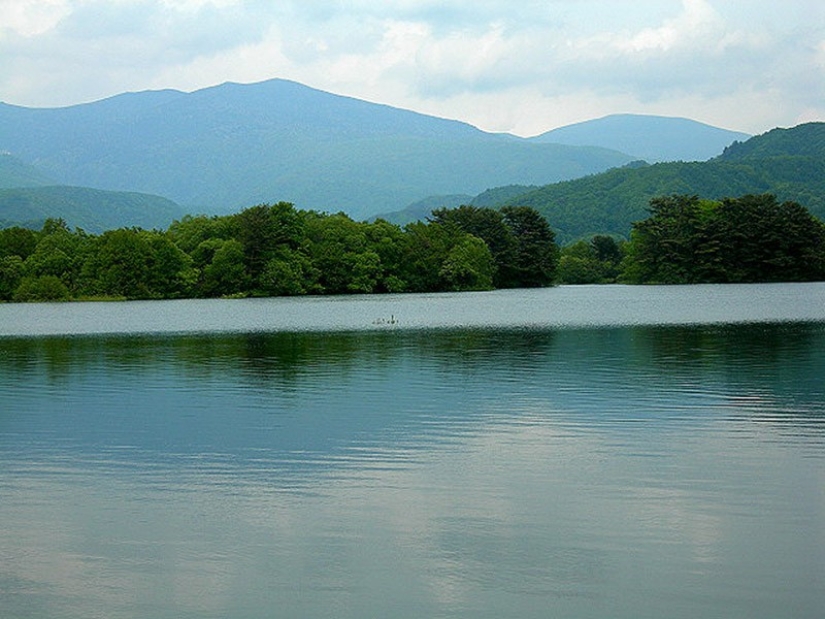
[0,0,823,134]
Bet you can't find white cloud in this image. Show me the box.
[0,0,823,134]
[0,0,72,38]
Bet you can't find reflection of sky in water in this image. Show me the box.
[1,322,824,619]
[2,283,825,338]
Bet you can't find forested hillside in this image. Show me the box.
[0,186,186,232]
[499,122,825,243]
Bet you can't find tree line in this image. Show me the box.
[0,203,558,302]
[2,193,823,302]
[556,194,825,284]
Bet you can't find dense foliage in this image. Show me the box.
[3,191,823,301]
[556,235,624,284]
[621,194,825,284]
[430,205,558,288]
[0,203,558,302]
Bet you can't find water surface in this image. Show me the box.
[1,285,824,618]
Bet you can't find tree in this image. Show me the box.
[439,235,494,291]
[713,194,825,282]
[80,229,191,299]
[199,238,251,297]
[500,206,558,287]
[259,248,318,296]
[364,219,408,293]
[13,275,70,302]
[168,214,234,255]
[143,232,194,298]
[23,220,92,295]
[622,193,825,284]
[621,195,708,284]
[431,205,558,288]
[305,213,382,294]
[0,255,25,300]
[0,227,37,260]
[233,202,303,285]
[430,205,516,287]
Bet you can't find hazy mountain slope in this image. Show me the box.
[373,185,539,226]
[531,114,751,162]
[371,194,472,225]
[0,79,634,219]
[0,186,186,232]
[501,122,825,243]
[0,153,56,188]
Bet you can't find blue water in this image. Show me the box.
[1,285,824,618]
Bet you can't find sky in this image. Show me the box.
[1,0,823,136]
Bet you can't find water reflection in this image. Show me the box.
[1,323,824,619]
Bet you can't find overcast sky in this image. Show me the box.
[1,0,823,136]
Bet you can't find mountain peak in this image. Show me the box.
[531,113,751,162]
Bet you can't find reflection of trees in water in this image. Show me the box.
[2,323,824,419]
[0,329,558,387]
[630,322,825,425]
[2,323,823,464]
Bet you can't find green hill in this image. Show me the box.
[0,186,186,232]
[498,123,825,243]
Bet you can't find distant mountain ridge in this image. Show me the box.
[0,79,635,220]
[1,78,765,229]
[531,114,751,162]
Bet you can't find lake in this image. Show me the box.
[1,284,824,619]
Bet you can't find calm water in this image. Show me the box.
[1,285,824,619]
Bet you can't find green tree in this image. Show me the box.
[0,227,38,260]
[13,275,71,302]
[0,255,25,300]
[23,219,92,296]
[500,206,558,287]
[398,221,452,292]
[557,241,602,284]
[430,205,516,286]
[439,235,495,291]
[259,248,318,296]
[712,194,825,282]
[621,195,708,284]
[364,219,408,293]
[622,193,825,284]
[305,213,383,294]
[82,229,153,298]
[233,202,303,286]
[81,229,190,299]
[199,238,251,297]
[144,232,194,297]
[168,214,234,255]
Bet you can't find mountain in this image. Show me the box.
[372,194,472,226]
[497,122,825,243]
[0,186,186,232]
[531,114,751,163]
[374,185,543,226]
[0,79,635,220]
[0,153,56,188]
